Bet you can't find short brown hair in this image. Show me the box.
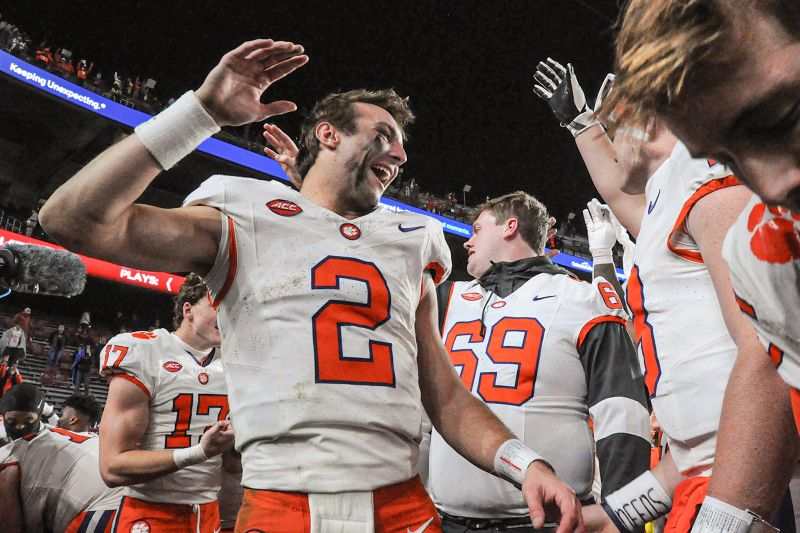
[600,0,800,131]
[474,191,550,254]
[172,273,208,330]
[295,89,415,178]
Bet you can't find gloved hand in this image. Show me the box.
[533,58,599,137]
[582,198,617,265]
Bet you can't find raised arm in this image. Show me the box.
[534,59,646,236]
[40,39,309,274]
[99,376,233,487]
[416,276,583,533]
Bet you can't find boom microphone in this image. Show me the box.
[0,242,87,297]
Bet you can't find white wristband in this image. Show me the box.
[591,248,615,265]
[602,471,672,531]
[134,91,221,170]
[691,497,778,533]
[173,443,208,469]
[494,439,547,487]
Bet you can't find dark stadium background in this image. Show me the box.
[2,0,620,224]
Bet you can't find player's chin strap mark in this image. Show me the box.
[601,471,672,532]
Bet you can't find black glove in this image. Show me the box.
[533,58,599,137]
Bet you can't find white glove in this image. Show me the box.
[583,198,617,265]
[533,58,599,137]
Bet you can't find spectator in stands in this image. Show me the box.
[92,336,106,370]
[0,359,23,397]
[76,59,93,82]
[46,324,67,370]
[71,344,93,394]
[72,321,93,349]
[12,307,31,344]
[0,323,26,366]
[111,310,126,334]
[57,394,100,432]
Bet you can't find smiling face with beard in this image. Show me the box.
[332,103,407,215]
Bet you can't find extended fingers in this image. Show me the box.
[258,54,310,85]
[258,100,300,121]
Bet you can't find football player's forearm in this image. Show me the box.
[40,134,161,249]
[101,449,181,487]
[431,382,515,473]
[575,125,645,236]
[0,465,23,533]
[706,347,799,516]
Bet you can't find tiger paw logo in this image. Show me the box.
[747,202,800,264]
[131,331,158,340]
[130,521,150,533]
[198,372,209,385]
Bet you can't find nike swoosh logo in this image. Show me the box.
[533,295,556,301]
[398,223,425,232]
[647,190,661,214]
[407,517,435,533]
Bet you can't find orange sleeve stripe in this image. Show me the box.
[111,373,151,398]
[735,294,757,319]
[577,315,627,350]
[768,343,785,367]
[424,262,446,285]
[212,216,238,310]
[667,175,740,263]
[440,282,456,335]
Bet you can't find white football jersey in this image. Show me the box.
[0,427,122,533]
[723,195,800,390]
[184,176,452,492]
[628,141,739,475]
[429,274,640,516]
[100,328,228,504]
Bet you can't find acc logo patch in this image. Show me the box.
[130,521,151,533]
[461,292,483,301]
[339,223,361,240]
[198,373,209,385]
[162,361,182,373]
[491,301,507,309]
[267,199,303,217]
[131,331,158,340]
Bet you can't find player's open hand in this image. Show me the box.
[199,420,235,457]
[522,461,585,533]
[263,123,302,189]
[195,39,309,127]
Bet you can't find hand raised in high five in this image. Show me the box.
[263,123,302,189]
[195,39,309,127]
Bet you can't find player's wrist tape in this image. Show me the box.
[173,443,208,469]
[690,497,778,533]
[590,248,614,265]
[567,109,600,137]
[601,471,672,532]
[134,90,221,170]
[494,439,548,487]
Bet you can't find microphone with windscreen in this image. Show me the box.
[0,242,87,297]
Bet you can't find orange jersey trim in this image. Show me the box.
[577,315,627,350]
[425,262,446,285]
[440,282,456,335]
[735,293,757,319]
[111,373,151,398]
[212,216,238,310]
[667,175,740,263]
